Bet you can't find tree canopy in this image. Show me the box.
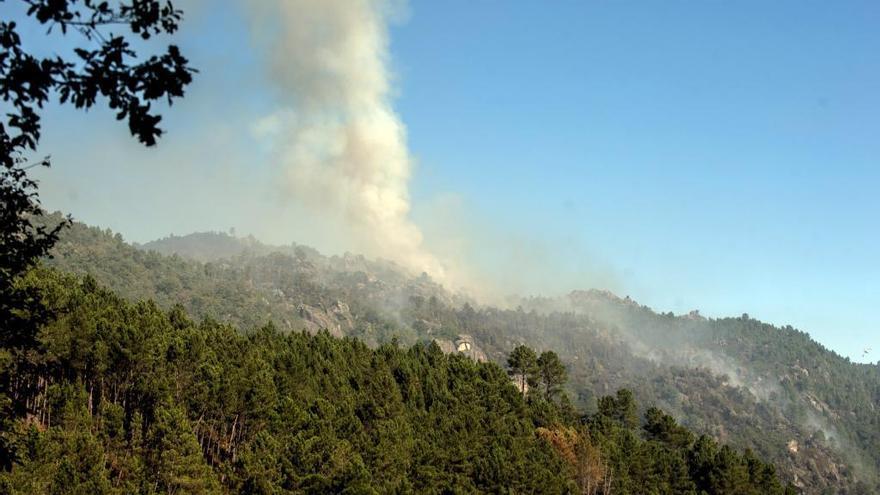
[32,215,880,492]
[1,0,194,359]
[507,344,538,395]
[0,267,795,494]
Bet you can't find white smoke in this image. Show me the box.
[253,0,455,287]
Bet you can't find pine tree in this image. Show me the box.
[148,405,220,495]
[507,345,538,395]
[536,350,567,401]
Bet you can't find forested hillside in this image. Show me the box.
[0,268,795,494]
[37,213,880,493]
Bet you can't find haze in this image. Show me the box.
[21,0,880,362]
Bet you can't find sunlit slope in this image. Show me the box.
[41,213,880,493]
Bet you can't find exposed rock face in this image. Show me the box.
[455,334,487,362]
[297,301,353,338]
[434,334,487,362]
[329,300,352,321]
[435,340,456,354]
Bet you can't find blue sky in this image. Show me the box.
[19,1,880,362]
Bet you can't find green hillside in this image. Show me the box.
[33,213,880,493]
[0,267,794,493]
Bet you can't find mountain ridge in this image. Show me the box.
[37,212,880,493]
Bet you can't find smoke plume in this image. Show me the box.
[254,0,454,287]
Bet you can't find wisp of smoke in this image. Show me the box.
[255,0,458,288]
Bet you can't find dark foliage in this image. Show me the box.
[2,0,194,151]
[0,268,793,494]
[0,0,194,364]
[39,219,880,493]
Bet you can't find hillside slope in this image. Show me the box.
[2,266,797,494]
[39,213,880,493]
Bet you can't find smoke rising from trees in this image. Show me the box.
[254,0,459,288]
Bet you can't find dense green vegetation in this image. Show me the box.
[0,268,794,493]
[409,293,880,493]
[33,214,880,493]
[2,2,875,492]
[1,0,194,379]
[40,212,440,342]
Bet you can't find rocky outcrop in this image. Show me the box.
[297,300,354,338]
[434,334,487,362]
